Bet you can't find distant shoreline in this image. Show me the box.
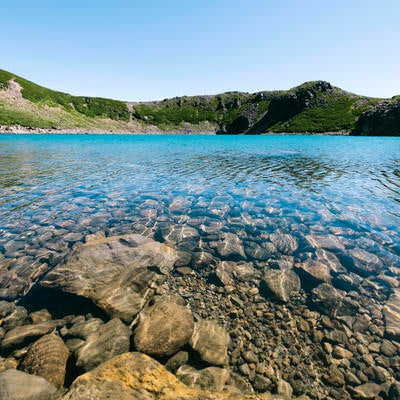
[0,125,350,136]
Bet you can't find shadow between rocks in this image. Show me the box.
[18,284,109,321]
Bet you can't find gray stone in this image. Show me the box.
[189,320,230,366]
[2,306,29,330]
[296,259,331,284]
[0,369,57,400]
[260,269,300,302]
[40,234,177,323]
[348,248,382,276]
[134,301,194,357]
[76,318,130,372]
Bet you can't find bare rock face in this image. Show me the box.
[134,302,194,357]
[0,368,57,400]
[189,320,230,366]
[383,289,400,339]
[40,234,177,323]
[20,333,69,388]
[76,318,130,372]
[260,269,300,302]
[61,352,280,400]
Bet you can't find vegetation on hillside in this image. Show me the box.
[0,69,396,135]
[0,69,129,122]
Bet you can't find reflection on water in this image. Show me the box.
[0,134,399,294]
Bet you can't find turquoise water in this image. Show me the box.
[0,134,399,296]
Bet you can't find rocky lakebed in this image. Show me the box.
[0,220,400,400]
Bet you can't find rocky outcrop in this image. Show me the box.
[353,98,400,136]
[0,368,57,400]
[20,333,69,388]
[40,234,177,323]
[133,301,194,357]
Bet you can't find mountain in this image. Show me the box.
[0,69,398,135]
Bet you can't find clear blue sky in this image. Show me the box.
[2,0,400,101]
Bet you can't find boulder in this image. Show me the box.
[76,318,130,372]
[61,352,280,400]
[40,234,177,323]
[134,301,194,357]
[260,269,300,302]
[189,320,230,366]
[21,333,69,388]
[0,369,57,400]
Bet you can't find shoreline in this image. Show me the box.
[0,125,350,135]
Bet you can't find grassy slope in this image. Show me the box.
[0,69,130,129]
[0,69,386,133]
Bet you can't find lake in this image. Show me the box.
[0,134,399,398]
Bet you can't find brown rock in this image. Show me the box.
[134,302,194,357]
[21,333,69,388]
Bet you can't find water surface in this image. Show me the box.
[0,134,399,294]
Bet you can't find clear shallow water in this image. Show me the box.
[0,134,399,296]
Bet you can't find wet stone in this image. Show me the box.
[270,233,298,255]
[260,269,300,303]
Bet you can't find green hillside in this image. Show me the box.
[0,69,398,135]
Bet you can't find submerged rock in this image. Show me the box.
[20,333,69,388]
[40,234,177,323]
[260,269,300,302]
[76,318,130,372]
[176,365,230,391]
[270,234,298,255]
[189,320,230,366]
[383,289,400,339]
[0,368,57,400]
[1,320,63,351]
[61,352,280,400]
[134,301,194,357]
[311,283,342,316]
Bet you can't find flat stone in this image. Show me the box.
[347,248,382,276]
[40,234,177,323]
[134,302,194,357]
[1,320,63,351]
[0,368,57,400]
[311,283,342,316]
[189,320,230,366]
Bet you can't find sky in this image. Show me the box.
[2,0,400,101]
